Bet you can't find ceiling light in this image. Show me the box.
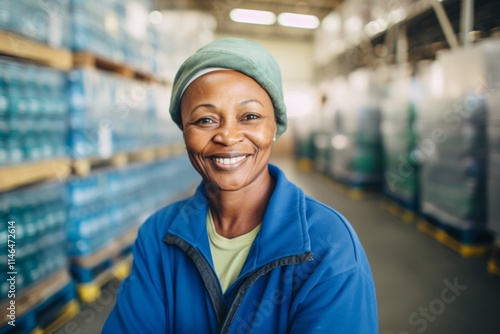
[149,11,163,25]
[322,12,341,33]
[365,21,382,36]
[278,13,319,29]
[230,9,276,26]
[332,135,348,150]
[389,8,407,24]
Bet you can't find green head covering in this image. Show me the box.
[169,38,287,138]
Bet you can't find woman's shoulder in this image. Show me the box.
[302,195,370,275]
[136,196,195,241]
[271,165,364,261]
[303,195,354,236]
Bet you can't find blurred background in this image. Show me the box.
[0,0,499,333]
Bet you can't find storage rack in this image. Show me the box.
[316,0,500,80]
[313,0,500,263]
[0,30,73,192]
[0,2,201,332]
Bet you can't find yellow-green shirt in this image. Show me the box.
[207,210,261,293]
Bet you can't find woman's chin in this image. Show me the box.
[204,177,249,194]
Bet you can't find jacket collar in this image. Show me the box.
[164,164,312,273]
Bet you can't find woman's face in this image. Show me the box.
[180,70,277,192]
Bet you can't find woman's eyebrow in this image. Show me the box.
[191,103,216,114]
[240,99,264,107]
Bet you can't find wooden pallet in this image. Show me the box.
[76,254,133,304]
[73,52,158,83]
[169,142,186,156]
[297,158,314,171]
[156,145,174,159]
[31,300,80,334]
[72,152,128,176]
[381,199,417,223]
[0,159,71,192]
[0,30,72,70]
[72,144,183,176]
[0,270,72,327]
[417,219,490,258]
[0,284,78,334]
[330,179,378,201]
[487,241,500,277]
[487,259,500,278]
[70,226,139,269]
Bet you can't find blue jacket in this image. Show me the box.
[103,164,378,333]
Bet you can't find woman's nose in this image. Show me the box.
[212,119,244,146]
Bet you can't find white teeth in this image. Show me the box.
[213,156,246,165]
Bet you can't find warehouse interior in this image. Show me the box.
[0,0,499,333]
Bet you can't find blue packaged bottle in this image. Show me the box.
[0,0,11,31]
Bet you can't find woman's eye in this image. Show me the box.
[196,118,214,124]
[243,114,259,121]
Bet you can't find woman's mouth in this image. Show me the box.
[209,154,250,169]
[211,156,247,165]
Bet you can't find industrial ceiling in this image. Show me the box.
[153,0,343,39]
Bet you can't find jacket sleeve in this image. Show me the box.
[102,221,166,333]
[289,199,378,333]
[288,265,378,333]
[288,258,378,333]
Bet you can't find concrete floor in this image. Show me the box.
[55,157,500,334]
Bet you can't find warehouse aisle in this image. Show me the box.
[56,156,500,334]
[272,157,500,334]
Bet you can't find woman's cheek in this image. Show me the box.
[251,124,276,147]
[184,128,202,149]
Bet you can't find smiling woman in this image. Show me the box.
[182,70,277,238]
[103,38,378,333]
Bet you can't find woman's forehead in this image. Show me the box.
[191,70,260,87]
[184,70,270,99]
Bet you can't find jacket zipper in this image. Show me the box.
[220,252,313,334]
[165,234,313,334]
[164,235,227,325]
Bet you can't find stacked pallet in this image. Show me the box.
[0,182,78,334]
[487,72,500,275]
[0,8,78,330]
[380,68,420,222]
[328,70,384,193]
[67,155,199,303]
[415,40,499,257]
[0,0,211,332]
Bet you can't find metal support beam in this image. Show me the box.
[383,24,397,65]
[396,25,409,65]
[429,0,460,49]
[461,0,474,47]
